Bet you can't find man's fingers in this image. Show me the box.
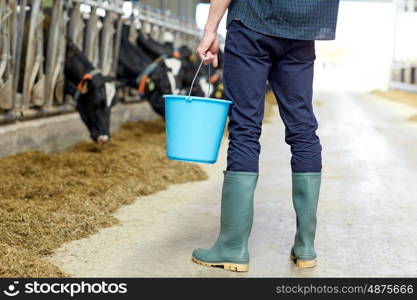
[203,51,214,65]
[210,38,219,55]
[196,32,217,62]
[196,34,214,56]
[197,50,218,67]
[209,37,219,67]
[212,54,218,68]
[196,48,205,61]
[196,34,219,66]
[196,47,212,64]
[197,48,213,63]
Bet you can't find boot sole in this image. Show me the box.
[290,255,317,268]
[192,257,249,272]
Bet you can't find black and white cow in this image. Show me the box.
[118,25,172,117]
[40,7,116,145]
[117,26,226,118]
[64,38,117,144]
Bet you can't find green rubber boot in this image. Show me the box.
[290,172,321,268]
[192,171,258,272]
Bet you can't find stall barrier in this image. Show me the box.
[391,63,417,92]
[0,0,201,125]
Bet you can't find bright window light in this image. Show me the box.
[97,7,106,17]
[196,3,227,37]
[80,4,91,14]
[123,1,133,17]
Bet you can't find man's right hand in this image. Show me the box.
[196,0,231,67]
[196,31,219,68]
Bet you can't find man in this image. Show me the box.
[192,0,340,272]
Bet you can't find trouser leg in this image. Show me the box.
[268,39,322,268]
[223,21,271,173]
[268,40,321,173]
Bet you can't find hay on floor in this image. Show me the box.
[264,91,278,122]
[0,119,207,277]
[372,89,417,108]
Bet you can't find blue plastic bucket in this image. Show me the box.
[163,95,232,164]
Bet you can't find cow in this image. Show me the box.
[117,26,226,118]
[134,39,205,97]
[136,34,212,98]
[64,38,117,145]
[39,8,116,145]
[175,45,220,98]
[136,32,174,60]
[118,26,153,89]
[118,25,172,117]
[136,32,182,96]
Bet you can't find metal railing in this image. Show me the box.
[0,0,201,125]
[0,0,16,118]
[391,63,417,92]
[135,2,200,48]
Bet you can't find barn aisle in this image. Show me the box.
[49,91,417,277]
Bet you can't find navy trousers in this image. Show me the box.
[224,20,322,173]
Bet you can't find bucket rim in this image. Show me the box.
[163,94,232,104]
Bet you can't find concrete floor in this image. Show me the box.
[50,90,417,277]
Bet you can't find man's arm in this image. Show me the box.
[196,0,231,67]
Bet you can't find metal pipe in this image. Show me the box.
[21,0,42,109]
[11,0,27,109]
[72,0,124,14]
[0,104,74,124]
[111,17,123,77]
[0,98,149,125]
[45,0,65,108]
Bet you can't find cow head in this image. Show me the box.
[65,39,116,144]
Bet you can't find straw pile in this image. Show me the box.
[0,119,207,277]
[0,92,278,278]
[264,91,278,122]
[372,89,417,108]
[372,90,417,122]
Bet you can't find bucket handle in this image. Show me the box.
[187,58,212,100]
